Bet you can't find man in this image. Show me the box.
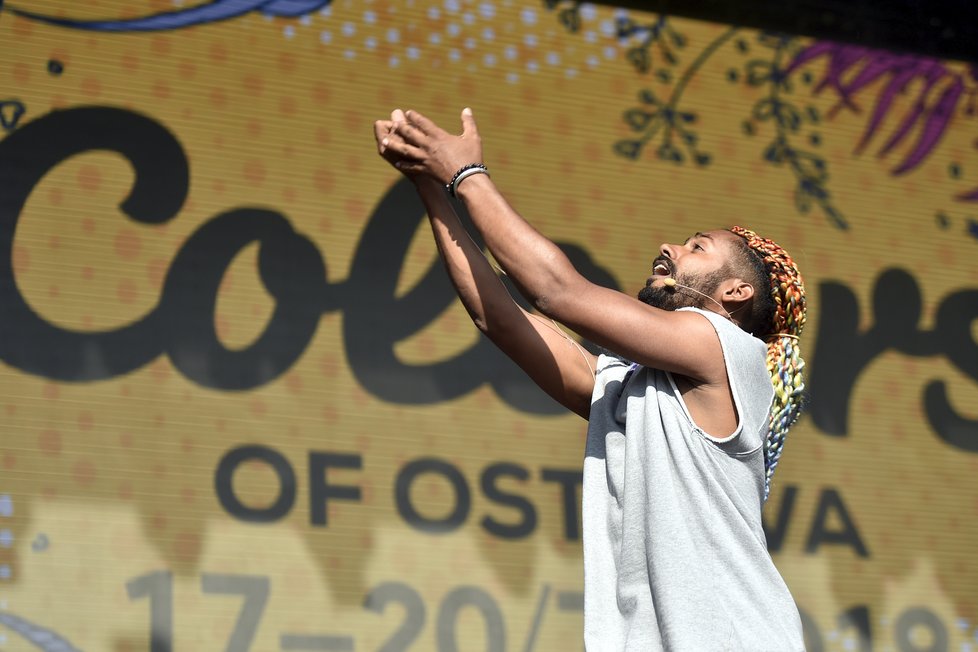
[374,108,807,650]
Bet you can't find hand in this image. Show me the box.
[374,108,415,174]
[378,108,484,185]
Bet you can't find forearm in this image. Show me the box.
[414,179,522,333]
[454,173,578,316]
[383,108,580,317]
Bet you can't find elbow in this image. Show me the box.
[469,297,510,335]
[502,248,570,316]
[472,315,489,334]
[531,280,575,320]
[514,270,571,319]
[532,295,555,318]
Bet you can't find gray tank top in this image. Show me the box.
[583,308,804,650]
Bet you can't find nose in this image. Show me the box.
[659,243,677,259]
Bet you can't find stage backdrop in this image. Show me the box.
[1,1,977,650]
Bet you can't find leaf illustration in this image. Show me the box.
[657,142,683,162]
[627,47,651,73]
[558,7,580,33]
[624,109,655,131]
[763,139,787,163]
[614,140,643,160]
[639,89,660,105]
[793,151,829,183]
[857,62,944,156]
[746,59,776,86]
[0,100,26,131]
[956,187,978,201]
[889,79,964,175]
[787,42,967,175]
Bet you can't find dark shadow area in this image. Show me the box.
[595,0,977,62]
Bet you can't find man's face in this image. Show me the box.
[637,230,736,310]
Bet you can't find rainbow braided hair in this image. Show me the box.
[729,226,807,501]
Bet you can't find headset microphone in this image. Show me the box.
[662,276,741,319]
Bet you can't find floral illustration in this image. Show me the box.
[543,2,978,230]
[787,42,978,203]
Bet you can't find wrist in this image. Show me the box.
[454,169,493,199]
[446,163,489,197]
[412,174,443,192]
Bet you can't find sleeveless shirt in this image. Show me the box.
[582,308,804,650]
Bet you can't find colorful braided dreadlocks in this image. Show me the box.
[729,226,807,501]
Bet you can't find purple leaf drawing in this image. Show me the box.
[958,187,978,201]
[786,42,971,177]
[889,79,964,174]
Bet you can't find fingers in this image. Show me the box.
[460,107,479,139]
[380,113,426,146]
[373,119,421,155]
[374,119,394,153]
[405,109,439,135]
[391,108,476,142]
[382,134,426,162]
[392,160,427,174]
[393,121,426,147]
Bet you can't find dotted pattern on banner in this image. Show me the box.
[1,0,977,649]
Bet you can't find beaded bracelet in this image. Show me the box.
[446,163,489,197]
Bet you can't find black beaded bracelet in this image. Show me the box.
[446,163,489,197]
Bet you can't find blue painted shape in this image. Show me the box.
[0,612,84,652]
[967,218,978,239]
[6,0,331,32]
[0,100,26,131]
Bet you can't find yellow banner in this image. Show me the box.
[1,1,977,649]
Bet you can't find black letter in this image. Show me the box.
[541,468,582,541]
[894,607,947,652]
[925,288,978,451]
[0,107,187,379]
[161,208,328,389]
[805,488,869,557]
[215,445,296,522]
[480,462,536,539]
[809,270,937,436]
[395,458,470,533]
[308,452,362,526]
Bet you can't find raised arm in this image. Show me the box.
[374,117,596,418]
[383,109,726,384]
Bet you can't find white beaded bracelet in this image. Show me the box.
[446,163,489,197]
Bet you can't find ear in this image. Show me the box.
[720,278,754,328]
[720,279,754,316]
[723,279,754,303]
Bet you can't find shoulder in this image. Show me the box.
[677,307,771,405]
[677,307,766,360]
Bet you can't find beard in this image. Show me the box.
[637,282,684,310]
[637,270,725,311]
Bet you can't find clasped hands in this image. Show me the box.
[373,108,484,186]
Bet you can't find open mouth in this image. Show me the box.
[648,257,674,283]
